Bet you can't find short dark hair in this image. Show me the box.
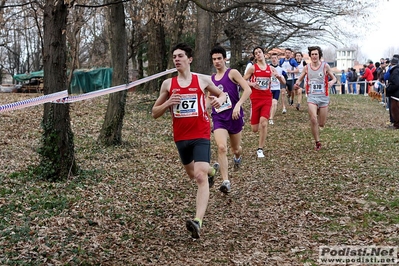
[307,46,323,59]
[252,46,264,55]
[210,45,227,58]
[172,43,193,58]
[295,51,303,57]
[285,48,293,52]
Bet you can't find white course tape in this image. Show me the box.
[0,68,177,112]
[0,90,68,113]
[192,72,211,78]
[54,68,177,103]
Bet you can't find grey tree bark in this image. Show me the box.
[98,0,128,146]
[39,0,77,180]
[193,0,212,74]
[142,0,167,93]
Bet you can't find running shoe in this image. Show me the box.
[269,119,274,125]
[315,141,322,151]
[296,103,300,110]
[208,162,219,188]
[282,108,287,114]
[233,156,242,169]
[257,149,265,158]
[219,180,231,194]
[186,219,201,239]
[290,99,294,106]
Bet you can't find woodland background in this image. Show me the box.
[1,0,398,264]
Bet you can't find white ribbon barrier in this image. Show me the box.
[0,90,68,113]
[0,68,177,112]
[54,68,177,103]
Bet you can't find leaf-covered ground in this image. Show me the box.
[0,92,398,265]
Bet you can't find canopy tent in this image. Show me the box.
[70,68,112,94]
[13,68,113,94]
[13,71,44,82]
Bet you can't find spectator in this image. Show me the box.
[360,64,373,94]
[329,73,337,94]
[375,62,382,80]
[358,68,366,95]
[351,68,358,94]
[379,59,389,105]
[386,56,399,129]
[346,68,353,94]
[340,69,346,94]
[367,60,377,83]
[385,55,399,126]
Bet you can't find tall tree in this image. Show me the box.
[142,0,167,93]
[193,0,212,74]
[192,0,378,68]
[39,0,77,180]
[167,0,189,69]
[98,0,128,145]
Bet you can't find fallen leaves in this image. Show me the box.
[0,92,398,265]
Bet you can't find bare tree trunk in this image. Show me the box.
[228,31,244,71]
[193,0,212,74]
[66,7,85,87]
[40,0,77,181]
[224,10,246,72]
[143,0,167,93]
[98,0,128,146]
[167,0,189,69]
[137,46,144,79]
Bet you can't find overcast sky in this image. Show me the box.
[359,0,399,62]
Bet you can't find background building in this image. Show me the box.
[336,48,356,71]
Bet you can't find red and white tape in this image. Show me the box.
[0,68,177,112]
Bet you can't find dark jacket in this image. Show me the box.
[386,65,399,98]
[346,71,353,82]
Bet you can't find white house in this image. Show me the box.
[336,48,356,71]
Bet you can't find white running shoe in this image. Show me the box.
[282,108,287,114]
[257,149,265,158]
[219,180,231,194]
[233,156,242,169]
[269,119,274,125]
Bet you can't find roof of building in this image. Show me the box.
[336,48,356,51]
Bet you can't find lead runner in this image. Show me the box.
[151,43,226,239]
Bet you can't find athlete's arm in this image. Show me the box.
[271,66,286,85]
[292,66,299,74]
[325,65,337,88]
[242,65,257,88]
[199,75,226,109]
[230,69,252,119]
[151,79,178,119]
[294,67,307,89]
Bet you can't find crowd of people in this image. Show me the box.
[341,57,399,128]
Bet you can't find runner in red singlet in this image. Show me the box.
[242,46,285,158]
[152,43,226,239]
